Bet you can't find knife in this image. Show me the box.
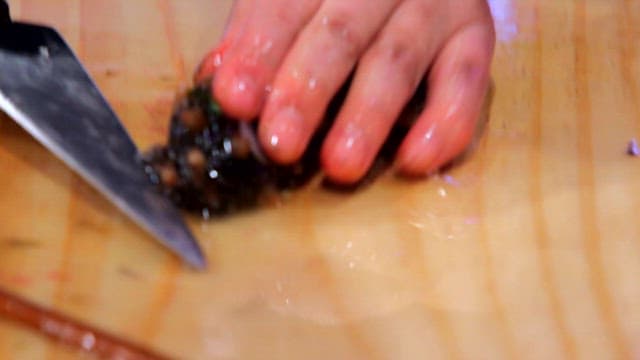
[0,1,206,269]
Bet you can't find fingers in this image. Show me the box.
[258,0,401,164]
[199,0,495,183]
[320,0,446,184]
[193,0,254,83]
[396,22,495,176]
[212,0,322,120]
[221,0,257,41]
[193,40,230,84]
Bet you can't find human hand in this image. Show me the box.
[196,0,495,184]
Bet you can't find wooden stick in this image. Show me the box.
[0,287,170,360]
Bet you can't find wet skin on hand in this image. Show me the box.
[196,0,496,184]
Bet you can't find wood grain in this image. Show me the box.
[1,0,639,359]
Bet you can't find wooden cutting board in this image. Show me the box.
[1,0,639,359]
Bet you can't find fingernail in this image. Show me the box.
[325,126,369,181]
[218,72,261,119]
[397,125,442,176]
[262,106,306,163]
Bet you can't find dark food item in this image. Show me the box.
[143,78,424,217]
[142,81,328,216]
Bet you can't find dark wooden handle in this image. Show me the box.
[0,287,171,359]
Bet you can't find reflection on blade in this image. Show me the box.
[0,23,206,269]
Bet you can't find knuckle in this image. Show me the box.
[368,38,424,91]
[412,0,437,22]
[453,25,496,76]
[317,10,367,57]
[386,40,417,67]
[274,4,303,26]
[387,41,423,86]
[457,59,484,83]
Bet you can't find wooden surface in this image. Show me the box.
[1,0,640,359]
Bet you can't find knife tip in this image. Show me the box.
[185,250,208,270]
[144,217,208,271]
[167,232,208,271]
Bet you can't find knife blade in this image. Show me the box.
[0,2,206,269]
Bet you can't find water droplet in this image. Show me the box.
[348,261,355,269]
[345,137,356,149]
[270,87,283,99]
[308,78,318,90]
[261,40,274,54]
[81,333,96,350]
[213,53,223,67]
[423,126,436,141]
[223,138,233,154]
[438,187,447,198]
[270,135,280,147]
[236,80,247,92]
[208,169,219,179]
[38,46,50,58]
[442,174,460,187]
[346,241,353,249]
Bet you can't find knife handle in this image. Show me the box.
[1,0,9,25]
